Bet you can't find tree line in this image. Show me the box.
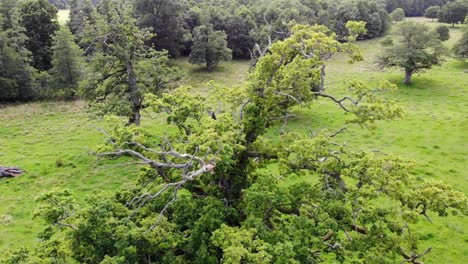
[1,0,467,109]
[1,0,392,102]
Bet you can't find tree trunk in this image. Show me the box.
[127,60,141,126]
[404,69,413,85]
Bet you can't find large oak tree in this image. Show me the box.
[8,23,466,264]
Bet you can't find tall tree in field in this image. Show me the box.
[0,7,36,101]
[80,0,179,126]
[14,24,467,264]
[134,0,188,57]
[378,21,445,85]
[189,21,231,71]
[425,5,441,21]
[438,0,468,27]
[49,27,83,99]
[19,0,59,71]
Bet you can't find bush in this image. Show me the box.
[436,25,450,41]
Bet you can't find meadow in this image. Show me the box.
[0,17,466,263]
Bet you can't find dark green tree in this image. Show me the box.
[425,5,441,21]
[436,24,450,40]
[68,0,97,47]
[438,0,468,27]
[134,0,188,57]
[0,7,36,101]
[189,22,232,71]
[390,7,405,22]
[453,24,468,59]
[379,21,446,85]
[19,0,59,71]
[79,0,179,126]
[224,5,256,59]
[48,26,83,99]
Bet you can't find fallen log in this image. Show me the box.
[0,166,24,178]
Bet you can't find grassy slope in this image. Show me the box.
[0,102,136,250]
[0,17,466,262]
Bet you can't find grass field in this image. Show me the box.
[0,18,466,262]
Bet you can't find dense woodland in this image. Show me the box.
[1,0,468,263]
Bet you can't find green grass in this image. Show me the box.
[171,58,251,94]
[0,18,466,263]
[57,9,70,26]
[0,102,136,251]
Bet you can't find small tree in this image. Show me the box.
[390,8,405,22]
[379,22,445,85]
[436,25,450,41]
[189,22,232,71]
[454,25,468,59]
[49,26,83,99]
[425,5,441,21]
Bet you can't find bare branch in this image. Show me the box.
[313,92,360,112]
[329,127,349,138]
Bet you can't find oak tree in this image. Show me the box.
[378,22,446,85]
[20,24,467,264]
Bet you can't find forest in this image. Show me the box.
[0,0,467,263]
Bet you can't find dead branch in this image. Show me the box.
[0,166,24,178]
[330,127,349,138]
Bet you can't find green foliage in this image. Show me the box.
[378,21,446,84]
[390,8,405,22]
[48,26,83,99]
[19,0,59,71]
[189,22,232,71]
[436,25,450,41]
